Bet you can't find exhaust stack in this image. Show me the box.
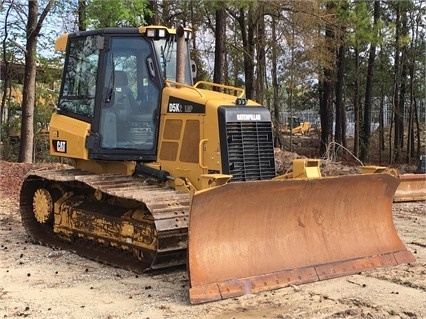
[176,26,186,84]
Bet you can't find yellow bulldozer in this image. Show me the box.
[20,26,414,304]
[281,116,312,135]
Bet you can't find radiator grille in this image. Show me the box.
[224,121,276,181]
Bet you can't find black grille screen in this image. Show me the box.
[223,120,276,181]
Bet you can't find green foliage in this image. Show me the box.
[85,0,151,28]
[191,49,210,82]
[1,111,20,161]
[35,83,57,129]
[0,81,56,162]
[36,56,63,84]
[292,83,319,113]
[345,1,385,48]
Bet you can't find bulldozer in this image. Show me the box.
[281,116,312,135]
[20,25,414,304]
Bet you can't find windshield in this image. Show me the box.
[153,37,193,85]
[59,35,100,119]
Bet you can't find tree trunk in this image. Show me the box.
[271,16,282,148]
[407,9,420,161]
[19,1,38,163]
[360,0,380,162]
[392,3,403,163]
[255,5,265,104]
[246,6,255,100]
[378,40,385,160]
[78,0,87,31]
[319,3,335,157]
[19,0,54,163]
[414,98,421,158]
[213,6,226,88]
[319,77,334,157]
[407,57,414,161]
[397,49,408,159]
[1,3,14,142]
[353,46,360,157]
[378,86,384,163]
[147,0,159,25]
[235,6,255,100]
[335,44,345,150]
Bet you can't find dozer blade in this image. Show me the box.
[187,173,415,304]
[394,174,426,202]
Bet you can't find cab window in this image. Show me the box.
[58,35,100,119]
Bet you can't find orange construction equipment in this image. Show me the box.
[281,116,311,135]
[188,173,415,304]
[360,166,426,203]
[394,174,426,202]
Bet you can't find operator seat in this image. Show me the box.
[113,70,137,119]
[100,70,136,148]
[112,70,138,145]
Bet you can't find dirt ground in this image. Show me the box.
[1,159,425,319]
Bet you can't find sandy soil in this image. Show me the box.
[1,162,425,319]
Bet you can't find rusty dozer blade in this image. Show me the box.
[187,173,415,304]
[394,174,426,202]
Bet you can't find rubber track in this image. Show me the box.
[20,169,190,273]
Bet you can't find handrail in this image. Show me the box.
[165,80,246,100]
[194,81,245,98]
[198,139,208,169]
[165,80,204,97]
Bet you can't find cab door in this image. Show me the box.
[89,35,162,162]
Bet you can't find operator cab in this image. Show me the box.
[55,26,193,161]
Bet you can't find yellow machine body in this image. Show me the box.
[50,113,91,160]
